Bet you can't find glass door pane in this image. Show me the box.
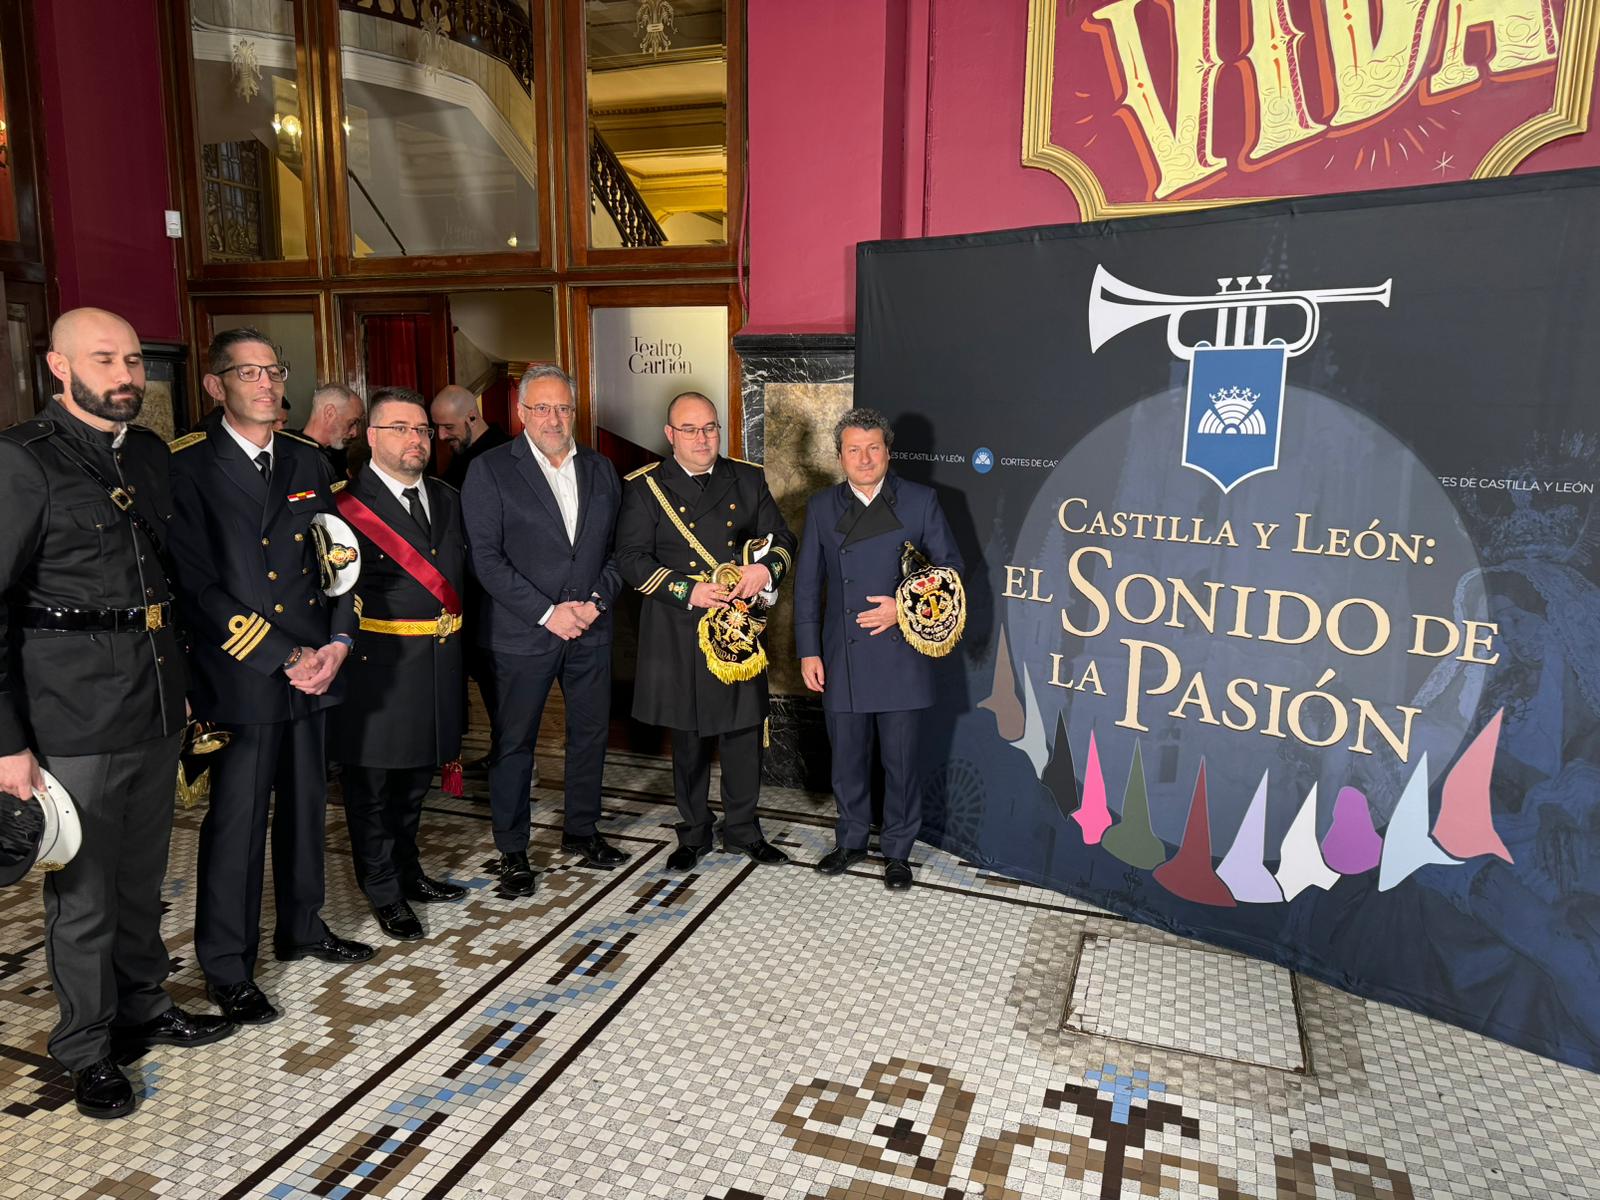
[187,0,315,263]
[586,0,727,248]
[336,2,541,258]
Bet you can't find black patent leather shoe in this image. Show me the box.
[498,851,537,897]
[561,834,630,869]
[665,843,711,871]
[884,859,914,891]
[72,1057,135,1120]
[375,901,425,941]
[725,837,790,866]
[814,845,870,875]
[205,980,280,1026]
[275,932,376,964]
[113,1006,237,1050]
[403,874,467,903]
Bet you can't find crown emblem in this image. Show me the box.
[1198,386,1267,436]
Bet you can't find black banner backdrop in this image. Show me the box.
[855,170,1600,1072]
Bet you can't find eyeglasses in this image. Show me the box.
[670,422,721,439]
[520,402,575,419]
[218,363,289,383]
[371,423,434,440]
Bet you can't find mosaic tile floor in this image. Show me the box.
[3,726,1599,1198]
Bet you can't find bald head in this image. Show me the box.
[431,385,483,452]
[47,307,146,428]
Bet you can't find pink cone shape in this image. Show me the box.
[1072,730,1113,844]
[1152,760,1236,907]
[1216,770,1283,903]
[1433,710,1513,863]
[1321,786,1383,875]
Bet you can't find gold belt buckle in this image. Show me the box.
[435,609,457,640]
[110,488,134,512]
[145,604,165,632]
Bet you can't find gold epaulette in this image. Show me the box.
[624,462,660,481]
[277,429,318,447]
[169,430,207,452]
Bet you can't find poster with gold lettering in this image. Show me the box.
[1022,0,1598,216]
[856,169,1600,1072]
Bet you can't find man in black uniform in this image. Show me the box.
[330,388,469,940]
[166,328,373,1028]
[614,391,796,870]
[0,307,234,1119]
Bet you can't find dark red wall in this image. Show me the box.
[745,0,1600,336]
[35,0,182,342]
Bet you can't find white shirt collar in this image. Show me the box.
[525,431,576,471]
[848,479,884,507]
[220,412,273,463]
[369,461,428,513]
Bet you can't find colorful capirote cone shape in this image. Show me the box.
[1274,783,1341,902]
[1041,710,1080,825]
[1101,741,1167,870]
[1432,709,1514,863]
[1152,760,1236,906]
[1321,786,1383,875]
[1378,753,1460,892]
[978,625,1026,742]
[1011,664,1049,779]
[1072,730,1113,844]
[1216,770,1283,903]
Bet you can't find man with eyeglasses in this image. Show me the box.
[329,387,468,940]
[614,391,797,870]
[460,364,627,897]
[166,328,374,1029]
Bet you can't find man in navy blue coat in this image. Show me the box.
[793,409,963,891]
[460,365,626,898]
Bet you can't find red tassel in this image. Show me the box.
[441,760,464,797]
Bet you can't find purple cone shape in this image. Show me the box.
[1321,786,1382,875]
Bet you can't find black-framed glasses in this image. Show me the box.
[670,421,721,439]
[219,363,289,383]
[371,423,434,440]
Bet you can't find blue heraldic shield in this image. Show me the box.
[1181,344,1288,493]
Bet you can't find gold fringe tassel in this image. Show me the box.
[697,615,770,683]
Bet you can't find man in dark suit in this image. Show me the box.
[794,408,963,890]
[615,391,797,871]
[460,365,626,897]
[330,387,469,941]
[0,308,234,1119]
[166,328,374,1027]
[432,385,510,491]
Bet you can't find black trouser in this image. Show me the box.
[670,724,763,849]
[340,764,434,907]
[194,713,329,986]
[825,709,921,860]
[40,731,183,1071]
[487,638,610,854]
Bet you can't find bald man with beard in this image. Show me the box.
[431,385,508,490]
[0,308,236,1120]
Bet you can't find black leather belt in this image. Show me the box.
[14,602,172,633]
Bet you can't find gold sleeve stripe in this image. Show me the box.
[331,479,348,493]
[169,430,207,452]
[638,567,671,595]
[353,594,364,618]
[232,622,271,661]
[624,461,660,481]
[222,613,267,655]
[771,547,793,572]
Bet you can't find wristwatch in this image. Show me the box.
[282,646,303,671]
[589,592,608,616]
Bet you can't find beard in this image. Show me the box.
[71,376,145,423]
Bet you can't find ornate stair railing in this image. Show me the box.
[590,129,666,248]
[339,0,534,95]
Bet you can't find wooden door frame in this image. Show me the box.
[337,292,451,400]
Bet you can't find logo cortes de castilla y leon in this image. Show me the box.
[1086,266,1392,491]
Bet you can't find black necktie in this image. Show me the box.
[254,450,272,483]
[693,472,709,491]
[403,486,431,538]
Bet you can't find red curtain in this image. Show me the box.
[363,315,426,392]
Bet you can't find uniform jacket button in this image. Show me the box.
[261,537,270,546]
[294,533,304,542]
[302,568,310,575]
[307,598,317,606]
[273,604,285,613]
[268,570,278,580]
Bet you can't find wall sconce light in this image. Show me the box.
[271,112,303,149]
[506,234,518,248]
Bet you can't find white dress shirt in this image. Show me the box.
[527,433,580,626]
[369,461,431,522]
[848,479,884,507]
[221,411,274,471]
